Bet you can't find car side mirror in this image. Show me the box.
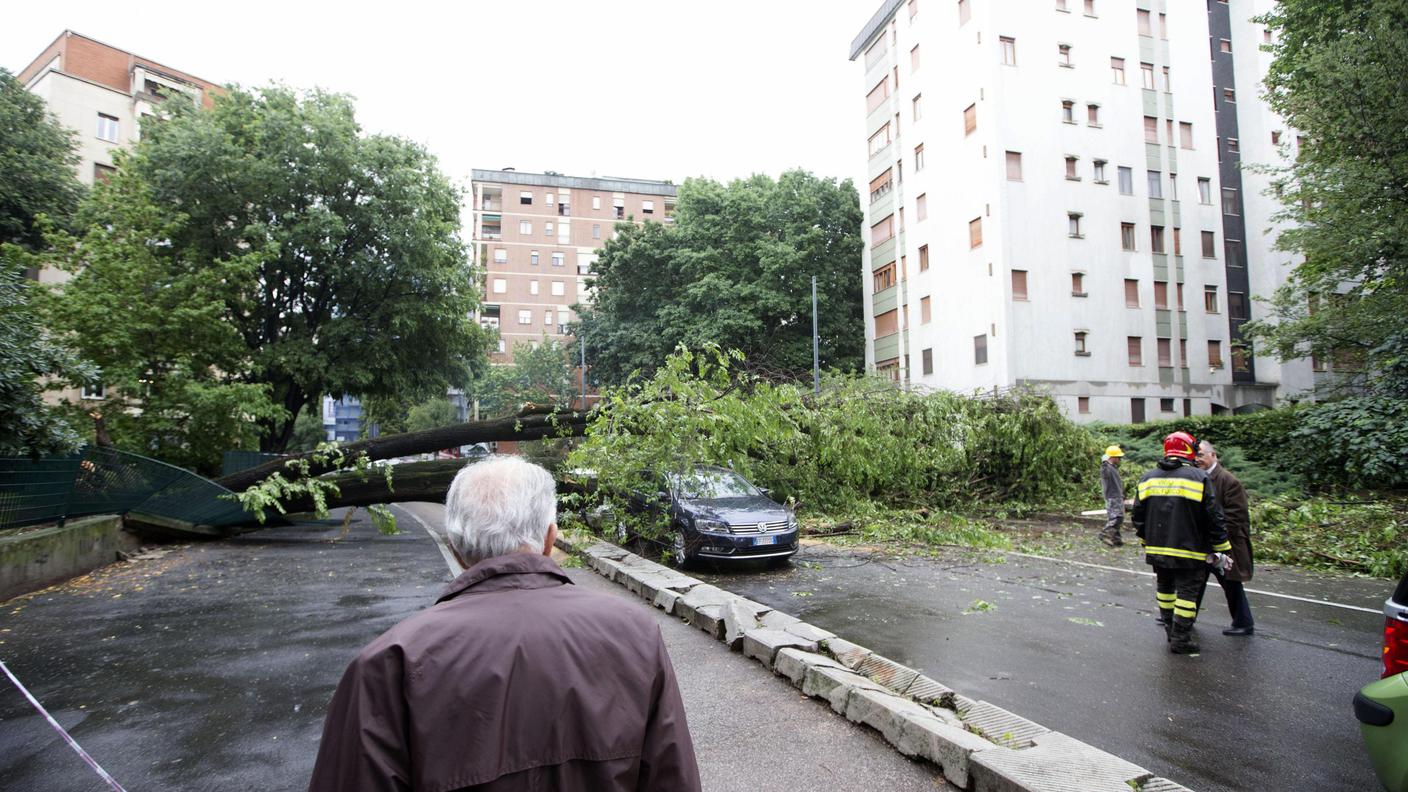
[758,487,771,497]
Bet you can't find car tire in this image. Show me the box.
[670,529,694,569]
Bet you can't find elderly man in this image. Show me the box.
[308,456,701,791]
[1196,440,1255,636]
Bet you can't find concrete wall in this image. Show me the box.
[0,515,140,602]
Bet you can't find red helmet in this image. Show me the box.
[1163,431,1198,460]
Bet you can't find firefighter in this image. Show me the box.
[1131,431,1233,654]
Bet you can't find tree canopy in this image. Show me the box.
[41,84,488,466]
[574,170,863,385]
[0,69,83,249]
[1247,0,1408,396]
[465,338,579,418]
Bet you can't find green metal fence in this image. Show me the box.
[0,448,251,531]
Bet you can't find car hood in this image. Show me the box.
[681,496,789,524]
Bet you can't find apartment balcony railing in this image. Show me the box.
[481,200,502,211]
[869,181,893,204]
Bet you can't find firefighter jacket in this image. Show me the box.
[1131,458,1231,569]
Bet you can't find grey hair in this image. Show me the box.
[444,456,557,561]
[1200,440,1218,456]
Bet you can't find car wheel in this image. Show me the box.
[670,530,693,569]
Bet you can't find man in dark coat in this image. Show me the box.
[1197,440,1255,636]
[308,456,701,792]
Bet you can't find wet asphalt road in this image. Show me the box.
[694,541,1388,792]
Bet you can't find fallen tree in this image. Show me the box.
[217,404,590,493]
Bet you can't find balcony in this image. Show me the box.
[480,199,502,212]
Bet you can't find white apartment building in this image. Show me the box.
[851,0,1317,423]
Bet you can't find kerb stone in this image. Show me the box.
[843,686,937,745]
[822,636,874,670]
[894,709,996,789]
[800,664,890,715]
[773,647,846,688]
[721,598,766,650]
[968,732,1151,792]
[741,628,818,669]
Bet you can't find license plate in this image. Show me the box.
[755,535,777,546]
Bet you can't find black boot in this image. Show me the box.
[1169,618,1200,655]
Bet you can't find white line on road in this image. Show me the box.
[1003,550,1383,615]
[394,504,459,575]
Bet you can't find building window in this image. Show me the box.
[1128,336,1143,366]
[1124,278,1140,307]
[913,94,923,121]
[1201,230,1216,258]
[93,164,116,183]
[1205,285,1219,313]
[974,334,988,365]
[1071,272,1086,295]
[1074,331,1088,355]
[1011,269,1028,300]
[493,248,507,263]
[1087,103,1100,126]
[1220,38,1232,53]
[1227,137,1240,154]
[493,278,508,294]
[642,200,654,214]
[874,263,897,292]
[1065,156,1079,180]
[1154,280,1169,309]
[865,36,889,70]
[1061,100,1075,123]
[1137,8,1152,35]
[1143,116,1158,142]
[1000,37,1016,65]
[1176,283,1185,312]
[1160,397,1176,413]
[875,310,899,337]
[867,77,890,113]
[1111,57,1126,84]
[592,196,601,210]
[545,222,554,237]
[517,310,532,325]
[520,191,533,205]
[969,217,983,248]
[1078,396,1091,414]
[1058,44,1073,67]
[1229,291,1248,320]
[1225,239,1243,267]
[912,44,921,71]
[1223,88,1237,103]
[592,224,601,239]
[1198,177,1213,204]
[1168,172,1178,200]
[1179,122,1194,149]
[958,0,970,25]
[1171,227,1182,255]
[1093,159,1107,183]
[1138,63,1155,90]
[916,193,928,221]
[1084,0,1095,15]
[551,280,566,297]
[1222,187,1241,215]
[1180,338,1189,367]
[921,295,932,323]
[1067,212,1083,238]
[1056,0,1067,9]
[1158,338,1172,367]
[1121,223,1137,251]
[81,382,107,400]
[530,250,540,265]
[1131,398,1146,423]
[909,0,919,20]
[1005,151,1022,180]
[921,348,934,375]
[96,113,119,143]
[519,220,532,235]
[872,215,895,246]
[1232,345,1252,373]
[1147,170,1163,198]
[1118,166,1133,194]
[552,252,565,267]
[919,244,930,271]
[1208,340,1224,369]
[868,123,892,157]
[529,279,540,295]
[1150,225,1166,253]
[915,143,926,170]
[963,105,976,135]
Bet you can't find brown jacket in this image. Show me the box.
[1209,463,1253,582]
[308,553,700,792]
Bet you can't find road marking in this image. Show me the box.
[1002,550,1383,615]
[394,504,459,575]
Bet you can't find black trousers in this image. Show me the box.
[1199,568,1254,628]
[1155,566,1209,626]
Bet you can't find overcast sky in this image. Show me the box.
[3,0,875,189]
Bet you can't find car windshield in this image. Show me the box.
[670,469,760,500]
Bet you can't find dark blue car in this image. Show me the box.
[660,466,800,567]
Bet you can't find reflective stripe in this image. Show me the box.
[1137,477,1205,501]
[1213,541,1231,552]
[1174,599,1197,609]
[1156,592,1177,601]
[1174,607,1198,618]
[1158,603,1175,611]
[1145,546,1208,561]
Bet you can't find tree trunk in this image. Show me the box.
[217,405,591,492]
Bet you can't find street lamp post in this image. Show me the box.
[812,275,820,396]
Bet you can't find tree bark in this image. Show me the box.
[217,405,591,492]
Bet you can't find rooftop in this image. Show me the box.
[471,169,677,197]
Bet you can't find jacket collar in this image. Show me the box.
[437,552,573,604]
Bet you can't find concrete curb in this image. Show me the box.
[555,534,1196,792]
[0,515,140,601]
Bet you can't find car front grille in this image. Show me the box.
[728,519,791,534]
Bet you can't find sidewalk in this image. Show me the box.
[0,504,946,790]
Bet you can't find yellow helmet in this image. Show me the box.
[1103,445,1124,458]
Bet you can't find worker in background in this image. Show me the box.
[1099,445,1128,547]
[1196,440,1255,636]
[1131,431,1232,655]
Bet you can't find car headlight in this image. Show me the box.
[787,514,799,530]
[694,518,728,533]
